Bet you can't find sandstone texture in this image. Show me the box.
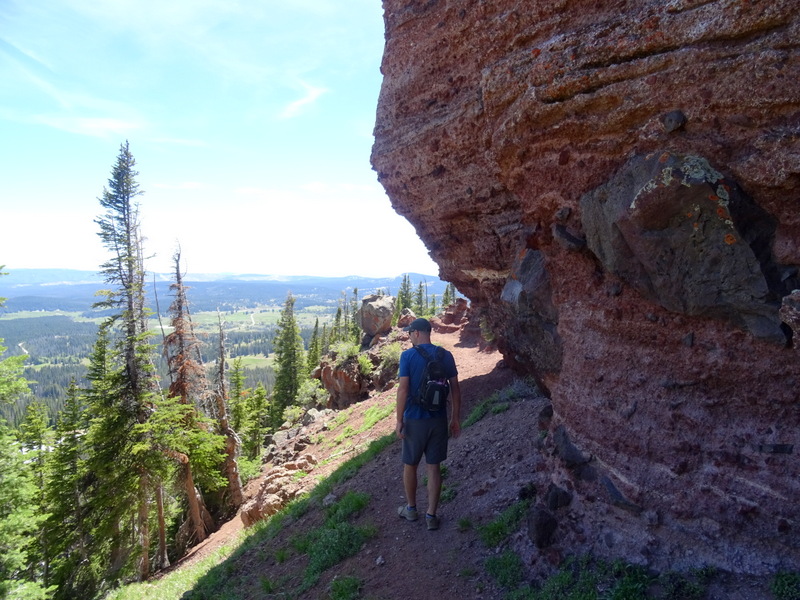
[372,0,800,575]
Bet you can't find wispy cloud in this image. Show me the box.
[149,137,209,148]
[279,80,328,119]
[153,181,207,190]
[0,36,54,75]
[32,114,141,138]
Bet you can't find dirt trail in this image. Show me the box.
[159,331,513,598]
[156,325,774,599]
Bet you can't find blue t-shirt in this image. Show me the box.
[398,343,457,420]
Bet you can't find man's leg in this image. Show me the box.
[403,463,418,508]
[426,462,441,516]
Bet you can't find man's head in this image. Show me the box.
[404,317,432,345]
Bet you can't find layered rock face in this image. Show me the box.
[372,0,799,575]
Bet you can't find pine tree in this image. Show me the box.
[271,293,307,425]
[81,322,136,590]
[306,318,322,376]
[45,380,92,599]
[0,421,50,600]
[397,274,413,313]
[94,141,156,420]
[0,280,47,598]
[228,357,247,432]
[349,288,361,343]
[320,323,330,354]
[442,282,456,307]
[414,282,426,315]
[340,291,350,344]
[89,141,162,581]
[242,383,269,459]
[330,307,343,345]
[16,400,53,584]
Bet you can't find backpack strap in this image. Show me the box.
[414,345,432,362]
[412,345,434,404]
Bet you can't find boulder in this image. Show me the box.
[396,308,416,329]
[318,359,369,410]
[357,294,395,336]
[581,151,785,343]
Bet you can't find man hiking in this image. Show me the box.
[395,317,461,530]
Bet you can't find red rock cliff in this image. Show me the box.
[372,0,799,575]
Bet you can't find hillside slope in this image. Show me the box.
[149,322,775,600]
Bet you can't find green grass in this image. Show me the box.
[324,490,370,525]
[772,571,800,600]
[440,485,457,503]
[329,400,395,446]
[477,498,530,547]
[334,425,356,445]
[464,378,539,427]
[491,402,510,414]
[497,555,720,600]
[274,548,289,563]
[103,540,242,600]
[329,575,363,600]
[457,517,473,532]
[290,492,374,590]
[331,409,351,429]
[363,403,394,429]
[486,550,525,589]
[230,354,273,369]
[299,521,376,589]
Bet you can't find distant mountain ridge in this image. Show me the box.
[0,269,448,313]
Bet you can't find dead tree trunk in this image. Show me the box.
[215,314,245,513]
[154,482,170,570]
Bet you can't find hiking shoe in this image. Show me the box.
[426,514,440,530]
[398,505,418,521]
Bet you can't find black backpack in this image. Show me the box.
[413,345,450,412]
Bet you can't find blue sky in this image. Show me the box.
[0,0,439,278]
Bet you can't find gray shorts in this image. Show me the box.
[402,418,448,466]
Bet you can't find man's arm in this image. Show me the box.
[448,376,461,438]
[395,376,409,439]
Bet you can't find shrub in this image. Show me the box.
[378,342,402,374]
[331,341,360,366]
[296,378,328,408]
[356,353,373,376]
[237,455,263,485]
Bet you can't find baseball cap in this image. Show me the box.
[403,317,432,333]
